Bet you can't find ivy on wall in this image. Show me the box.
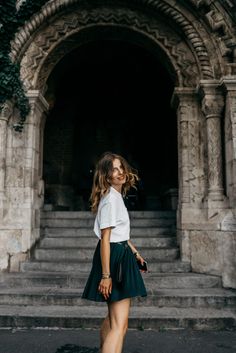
[0,0,48,131]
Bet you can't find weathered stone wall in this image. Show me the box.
[0,92,48,271]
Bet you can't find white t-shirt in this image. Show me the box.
[94,186,130,242]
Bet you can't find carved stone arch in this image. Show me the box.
[36,24,183,91]
[20,6,202,91]
[11,0,216,84]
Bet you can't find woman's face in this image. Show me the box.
[109,158,126,190]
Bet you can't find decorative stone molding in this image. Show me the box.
[190,0,236,61]
[26,90,49,125]
[10,0,213,81]
[19,7,200,90]
[199,80,225,202]
[0,101,13,123]
[0,101,13,197]
[220,77,236,206]
[201,92,224,118]
[172,88,205,206]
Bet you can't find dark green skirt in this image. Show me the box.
[82,240,147,302]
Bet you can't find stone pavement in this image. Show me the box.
[0,328,236,353]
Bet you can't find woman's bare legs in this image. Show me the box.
[101,298,131,353]
[100,315,111,351]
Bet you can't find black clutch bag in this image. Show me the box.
[137,259,148,272]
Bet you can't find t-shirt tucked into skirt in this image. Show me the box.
[82,240,147,302]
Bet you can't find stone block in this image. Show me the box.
[0,230,22,253]
[21,229,31,252]
[0,250,9,271]
[221,211,236,231]
[2,206,32,228]
[9,252,28,272]
[178,229,191,262]
[5,166,24,187]
[190,230,222,275]
[222,232,236,289]
[12,133,25,148]
[23,168,33,187]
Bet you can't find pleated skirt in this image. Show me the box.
[82,240,147,302]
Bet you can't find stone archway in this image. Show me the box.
[1,1,236,289]
[42,37,178,212]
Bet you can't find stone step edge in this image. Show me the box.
[0,288,234,296]
[36,246,179,251]
[0,271,221,279]
[20,259,188,264]
[41,211,176,219]
[0,305,234,319]
[41,233,177,238]
[41,234,177,239]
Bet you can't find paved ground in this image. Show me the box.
[0,328,236,353]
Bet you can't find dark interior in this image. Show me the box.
[43,39,178,210]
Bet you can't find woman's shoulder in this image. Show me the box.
[100,189,117,206]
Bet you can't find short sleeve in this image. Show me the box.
[99,201,116,230]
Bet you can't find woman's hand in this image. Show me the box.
[98,278,112,300]
[136,253,147,272]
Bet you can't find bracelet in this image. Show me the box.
[133,251,140,258]
[102,273,111,279]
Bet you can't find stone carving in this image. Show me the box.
[191,0,236,59]
[189,120,205,203]
[207,117,223,190]
[201,91,225,200]
[0,101,13,122]
[19,8,199,90]
[176,94,206,205]
[201,95,224,117]
[205,10,226,34]
[11,0,213,85]
[179,120,190,203]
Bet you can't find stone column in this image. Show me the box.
[221,77,236,207]
[24,90,49,237]
[199,81,226,203]
[0,101,13,220]
[172,88,206,262]
[0,102,12,194]
[1,90,49,272]
[172,87,205,208]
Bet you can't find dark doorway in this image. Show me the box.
[43,40,177,211]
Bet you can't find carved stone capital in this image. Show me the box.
[220,77,236,94]
[171,88,197,109]
[201,95,224,118]
[0,101,13,122]
[26,90,49,119]
[198,81,224,118]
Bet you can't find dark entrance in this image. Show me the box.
[43,40,177,211]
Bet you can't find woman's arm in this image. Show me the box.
[98,228,112,300]
[128,239,146,267]
[100,228,111,275]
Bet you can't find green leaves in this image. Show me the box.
[0,0,48,131]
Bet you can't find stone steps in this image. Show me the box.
[20,260,191,273]
[5,211,235,330]
[41,210,176,219]
[40,236,177,248]
[0,305,235,330]
[0,272,222,289]
[41,218,176,228]
[34,247,180,261]
[43,227,176,237]
[0,286,235,309]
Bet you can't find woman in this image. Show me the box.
[82,151,147,353]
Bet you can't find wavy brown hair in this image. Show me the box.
[90,152,139,213]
